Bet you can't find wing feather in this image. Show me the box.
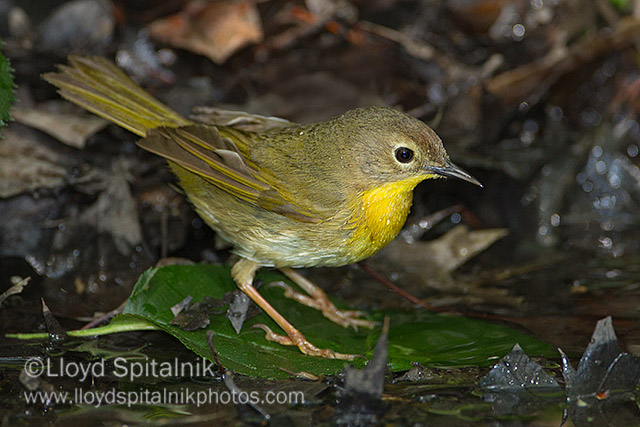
[139,125,323,223]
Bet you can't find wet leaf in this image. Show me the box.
[41,299,65,341]
[7,265,554,378]
[478,344,563,418]
[561,316,640,397]
[560,316,640,426]
[227,290,251,334]
[344,317,389,398]
[336,317,390,425]
[479,343,560,390]
[170,300,212,331]
[115,264,553,379]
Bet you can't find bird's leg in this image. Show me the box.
[274,267,377,330]
[231,258,357,360]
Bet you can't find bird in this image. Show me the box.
[44,56,481,360]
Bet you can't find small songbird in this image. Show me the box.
[44,56,480,360]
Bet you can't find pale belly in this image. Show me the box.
[175,163,420,268]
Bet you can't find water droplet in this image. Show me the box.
[531,0,544,10]
[605,269,621,278]
[523,119,539,133]
[627,144,639,157]
[512,24,525,40]
[592,145,603,157]
[550,214,560,227]
[608,173,621,189]
[451,213,461,224]
[601,219,614,231]
[595,160,606,174]
[581,109,601,126]
[428,84,444,105]
[549,106,563,121]
[520,130,535,145]
[599,236,613,249]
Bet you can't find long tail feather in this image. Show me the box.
[43,55,191,137]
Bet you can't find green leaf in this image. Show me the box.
[609,0,630,11]
[7,264,553,378]
[5,314,159,340]
[0,41,16,135]
[119,264,553,379]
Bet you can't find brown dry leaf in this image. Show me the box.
[371,226,516,306]
[78,161,143,255]
[148,0,263,64]
[0,128,67,198]
[378,225,509,275]
[12,106,107,149]
[446,0,510,34]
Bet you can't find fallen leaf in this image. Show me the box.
[13,106,107,149]
[149,0,263,64]
[479,343,560,391]
[344,316,389,398]
[375,225,509,275]
[0,128,67,198]
[0,276,30,306]
[561,316,640,398]
[78,162,143,255]
[560,316,640,426]
[39,0,114,53]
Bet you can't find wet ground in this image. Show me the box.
[1,0,640,425]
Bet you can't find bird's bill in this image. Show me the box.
[425,161,483,187]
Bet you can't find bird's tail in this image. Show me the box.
[43,55,191,137]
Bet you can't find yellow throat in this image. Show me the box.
[347,175,430,260]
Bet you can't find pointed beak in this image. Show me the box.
[425,160,483,187]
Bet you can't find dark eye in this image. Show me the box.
[395,147,414,163]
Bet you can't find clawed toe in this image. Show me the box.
[252,323,357,360]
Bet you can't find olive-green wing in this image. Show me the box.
[139,125,323,223]
[44,55,324,224]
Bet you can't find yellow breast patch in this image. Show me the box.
[346,175,430,261]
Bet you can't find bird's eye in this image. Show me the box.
[394,147,414,163]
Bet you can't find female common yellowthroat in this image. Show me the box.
[44,56,480,360]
